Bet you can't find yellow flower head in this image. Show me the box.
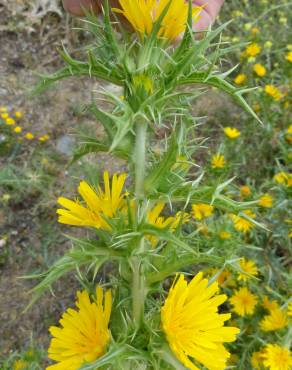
[237,258,258,282]
[274,171,288,184]
[245,43,261,57]
[286,51,292,63]
[0,106,7,113]
[13,359,28,370]
[260,308,288,331]
[25,132,34,140]
[14,111,23,118]
[258,194,273,208]
[161,273,240,370]
[14,126,22,133]
[240,185,251,198]
[5,117,15,125]
[288,302,292,317]
[113,0,201,41]
[265,85,283,101]
[57,172,127,230]
[224,127,241,139]
[230,287,258,316]
[211,153,226,169]
[262,344,292,370]
[253,63,267,77]
[251,350,265,370]
[262,296,280,312]
[47,286,112,370]
[191,203,214,220]
[219,231,232,240]
[39,134,50,142]
[1,112,9,119]
[234,73,247,85]
[231,210,256,233]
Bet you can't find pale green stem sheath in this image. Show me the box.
[131,120,148,328]
[157,345,187,370]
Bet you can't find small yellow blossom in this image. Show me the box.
[191,203,214,220]
[161,273,240,370]
[234,73,247,85]
[13,359,27,370]
[286,125,292,143]
[230,287,258,316]
[287,302,292,316]
[14,126,22,133]
[273,172,292,186]
[262,296,280,312]
[286,51,292,63]
[0,106,7,113]
[25,132,34,140]
[251,350,265,370]
[224,127,241,139]
[245,43,261,57]
[265,85,283,101]
[238,258,258,282]
[14,111,23,118]
[253,63,267,77]
[211,153,226,169]
[258,194,273,208]
[39,134,50,142]
[219,231,231,240]
[240,185,251,198]
[1,112,9,119]
[260,308,288,331]
[231,210,256,233]
[262,344,292,370]
[251,27,259,34]
[6,117,16,125]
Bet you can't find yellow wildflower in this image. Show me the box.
[161,273,240,370]
[211,153,226,169]
[13,360,28,370]
[262,344,292,370]
[258,194,273,208]
[5,117,15,125]
[219,231,231,240]
[287,302,292,316]
[14,111,23,118]
[224,127,241,139]
[251,27,259,34]
[260,308,288,331]
[57,172,127,231]
[245,43,261,57]
[240,185,251,198]
[113,0,201,41]
[231,210,256,233]
[273,172,292,187]
[262,296,280,312]
[0,106,7,113]
[286,125,292,143]
[191,203,214,220]
[286,51,292,63]
[251,350,265,370]
[253,63,267,77]
[265,85,283,101]
[39,134,50,142]
[14,126,22,133]
[234,73,247,85]
[25,132,34,140]
[237,258,258,282]
[47,287,112,370]
[1,112,9,119]
[230,287,258,316]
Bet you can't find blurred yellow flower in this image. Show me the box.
[234,73,247,85]
[25,132,34,140]
[47,287,112,370]
[258,194,273,208]
[240,185,251,198]
[260,308,288,331]
[1,112,9,119]
[273,171,292,186]
[211,153,226,169]
[14,126,22,133]
[286,125,292,143]
[231,210,256,233]
[262,296,280,312]
[5,117,15,125]
[219,231,231,240]
[288,302,292,316]
[161,273,240,370]
[238,258,258,282]
[0,106,7,113]
[251,350,265,370]
[262,344,292,370]
[13,359,27,370]
[14,111,23,118]
[265,85,283,101]
[113,0,201,41]
[224,127,241,139]
[230,287,258,316]
[57,172,127,230]
[286,51,292,63]
[245,43,261,57]
[39,134,50,142]
[192,203,214,220]
[251,27,259,34]
[253,63,266,77]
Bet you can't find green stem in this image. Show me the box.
[131,120,148,327]
[157,345,187,370]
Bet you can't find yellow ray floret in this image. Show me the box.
[47,286,112,370]
[57,172,127,230]
[161,272,240,370]
[113,0,201,41]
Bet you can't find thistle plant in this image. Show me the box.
[29,1,265,369]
